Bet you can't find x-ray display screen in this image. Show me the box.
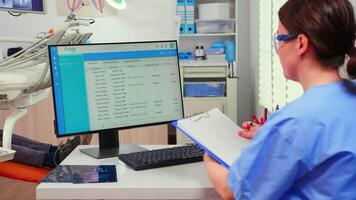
[0,0,45,13]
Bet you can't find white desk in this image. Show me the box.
[36,145,220,200]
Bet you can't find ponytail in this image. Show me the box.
[347,46,356,79]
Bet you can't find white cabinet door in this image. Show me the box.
[183,98,226,116]
[177,98,227,144]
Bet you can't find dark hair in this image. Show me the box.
[279,0,356,79]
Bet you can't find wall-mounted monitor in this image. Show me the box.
[0,0,46,14]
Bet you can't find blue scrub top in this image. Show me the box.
[228,79,356,200]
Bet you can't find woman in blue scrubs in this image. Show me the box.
[204,0,356,199]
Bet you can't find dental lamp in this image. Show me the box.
[106,0,127,10]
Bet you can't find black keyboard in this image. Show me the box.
[118,145,205,171]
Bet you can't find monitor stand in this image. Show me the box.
[79,130,147,159]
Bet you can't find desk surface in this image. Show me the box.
[36,145,219,200]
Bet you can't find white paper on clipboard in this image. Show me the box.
[173,108,250,168]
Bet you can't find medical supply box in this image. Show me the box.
[196,20,235,34]
[184,82,225,97]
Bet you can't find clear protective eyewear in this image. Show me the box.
[273,33,297,53]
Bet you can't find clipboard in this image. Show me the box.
[172,108,249,168]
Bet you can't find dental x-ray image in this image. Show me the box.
[0,0,44,12]
[0,0,13,8]
[13,0,32,10]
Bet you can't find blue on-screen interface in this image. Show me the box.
[49,42,183,136]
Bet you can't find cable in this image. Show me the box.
[8,11,22,17]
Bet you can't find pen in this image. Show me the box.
[251,114,261,125]
[263,108,267,124]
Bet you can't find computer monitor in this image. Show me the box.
[0,0,46,14]
[48,41,184,159]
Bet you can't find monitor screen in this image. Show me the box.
[0,0,46,14]
[49,41,184,137]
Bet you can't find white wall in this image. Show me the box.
[236,0,253,124]
[250,0,259,116]
[352,0,356,7]
[78,0,177,42]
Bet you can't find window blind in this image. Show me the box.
[258,0,303,111]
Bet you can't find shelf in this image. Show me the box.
[195,18,236,22]
[176,0,238,134]
[180,33,236,37]
[183,97,227,101]
[180,60,227,67]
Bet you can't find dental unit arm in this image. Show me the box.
[0,18,93,162]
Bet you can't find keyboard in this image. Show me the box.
[118,145,205,171]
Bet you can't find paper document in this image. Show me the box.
[173,108,249,168]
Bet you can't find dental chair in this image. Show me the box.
[0,19,93,163]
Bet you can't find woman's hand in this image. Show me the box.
[238,121,261,140]
[204,153,234,200]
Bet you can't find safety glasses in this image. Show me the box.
[273,33,297,53]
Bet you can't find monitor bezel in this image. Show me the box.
[48,40,184,138]
[0,0,47,14]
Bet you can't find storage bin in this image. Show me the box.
[196,20,235,34]
[198,3,230,20]
[184,82,225,97]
